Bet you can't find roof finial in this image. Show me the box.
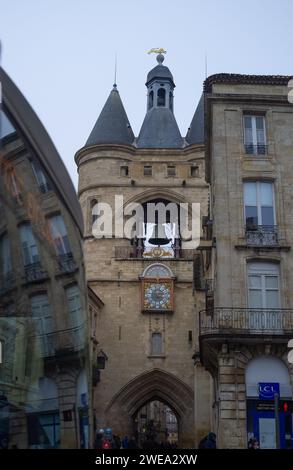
[113,52,117,89]
[147,47,167,65]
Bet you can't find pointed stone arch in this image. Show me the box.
[104,369,194,447]
[123,188,188,208]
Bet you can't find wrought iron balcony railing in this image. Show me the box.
[24,262,48,282]
[245,225,278,246]
[199,307,293,337]
[244,143,268,155]
[31,323,86,358]
[57,253,77,273]
[114,244,195,259]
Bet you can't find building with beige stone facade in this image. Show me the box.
[76,54,213,448]
[76,53,293,449]
[0,68,90,449]
[199,73,293,449]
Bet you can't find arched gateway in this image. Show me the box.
[104,369,194,448]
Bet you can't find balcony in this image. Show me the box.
[246,225,278,247]
[24,262,48,283]
[114,244,195,260]
[199,307,293,340]
[57,253,77,274]
[244,143,268,156]
[32,323,86,359]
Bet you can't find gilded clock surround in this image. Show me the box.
[141,278,174,313]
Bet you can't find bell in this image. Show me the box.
[148,223,172,246]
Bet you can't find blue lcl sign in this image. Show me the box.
[259,382,280,400]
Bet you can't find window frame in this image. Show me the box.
[167,165,176,177]
[48,214,71,256]
[243,114,267,155]
[150,331,164,357]
[31,160,52,193]
[143,165,152,177]
[243,181,276,228]
[19,223,40,266]
[247,262,281,309]
[120,166,129,177]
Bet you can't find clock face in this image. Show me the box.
[144,282,171,310]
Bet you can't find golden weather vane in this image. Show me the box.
[147,48,167,55]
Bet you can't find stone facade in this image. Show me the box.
[201,75,293,448]
[76,141,213,448]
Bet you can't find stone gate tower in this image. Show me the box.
[75,54,212,448]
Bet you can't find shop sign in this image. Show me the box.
[259,382,280,400]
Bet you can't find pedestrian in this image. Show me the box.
[122,435,129,449]
[248,437,259,449]
[199,432,216,449]
[94,429,104,449]
[113,435,121,449]
[128,435,139,449]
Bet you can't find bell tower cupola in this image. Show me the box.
[146,54,175,112]
[137,53,183,148]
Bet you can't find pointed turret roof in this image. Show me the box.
[137,107,183,148]
[86,85,134,146]
[137,54,183,149]
[185,94,205,145]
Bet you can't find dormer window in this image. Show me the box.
[157,88,166,107]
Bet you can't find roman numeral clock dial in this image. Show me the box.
[142,280,173,313]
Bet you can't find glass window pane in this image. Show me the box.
[266,290,280,309]
[244,183,257,205]
[256,116,265,130]
[244,116,253,145]
[151,333,162,355]
[49,215,71,255]
[265,276,278,289]
[244,116,253,129]
[256,129,265,145]
[260,183,273,205]
[249,275,261,288]
[245,206,258,226]
[249,290,263,308]
[261,206,274,226]
[0,110,15,138]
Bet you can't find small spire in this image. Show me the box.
[113,53,117,89]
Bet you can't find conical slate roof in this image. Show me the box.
[86,85,134,146]
[137,107,183,148]
[185,94,204,145]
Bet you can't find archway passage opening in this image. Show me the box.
[133,398,179,449]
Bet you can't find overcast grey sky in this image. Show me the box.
[1,0,292,187]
